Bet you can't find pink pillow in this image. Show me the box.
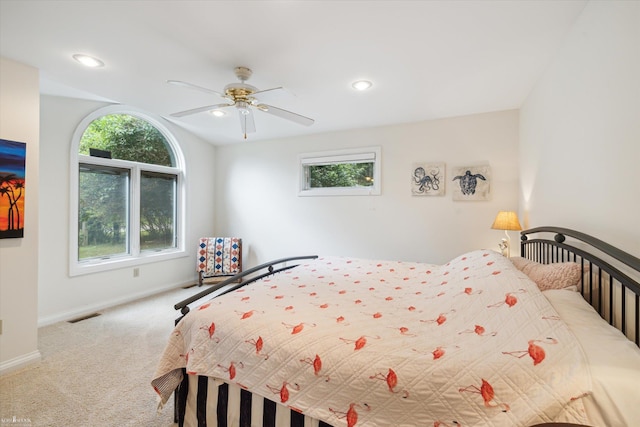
[510,257,582,291]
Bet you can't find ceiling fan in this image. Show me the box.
[168,66,314,139]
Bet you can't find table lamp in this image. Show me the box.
[491,211,522,257]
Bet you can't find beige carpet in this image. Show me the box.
[0,286,198,427]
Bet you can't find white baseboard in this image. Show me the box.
[37,281,193,327]
[0,350,42,376]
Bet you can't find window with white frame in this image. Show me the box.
[70,106,185,276]
[299,147,381,196]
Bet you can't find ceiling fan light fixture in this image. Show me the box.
[352,80,372,91]
[236,101,251,115]
[72,54,104,68]
[209,109,227,117]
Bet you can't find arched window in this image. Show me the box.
[70,106,186,275]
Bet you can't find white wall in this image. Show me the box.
[520,1,640,256]
[216,110,519,266]
[0,57,41,372]
[37,95,217,325]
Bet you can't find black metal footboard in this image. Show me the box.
[174,255,318,322]
[177,376,335,427]
[520,227,640,346]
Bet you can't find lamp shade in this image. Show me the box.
[491,211,522,231]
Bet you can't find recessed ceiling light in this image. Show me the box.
[209,110,227,117]
[72,54,104,68]
[352,80,372,91]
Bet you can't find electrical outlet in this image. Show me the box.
[133,268,140,278]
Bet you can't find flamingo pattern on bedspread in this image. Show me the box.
[153,250,592,426]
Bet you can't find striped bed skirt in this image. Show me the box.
[178,374,335,427]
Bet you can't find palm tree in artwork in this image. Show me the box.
[0,173,24,231]
[0,174,13,229]
[9,178,24,230]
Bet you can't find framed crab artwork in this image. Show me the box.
[411,162,445,196]
[451,164,491,201]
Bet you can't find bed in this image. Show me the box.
[152,227,640,427]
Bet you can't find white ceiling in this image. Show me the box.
[0,0,587,145]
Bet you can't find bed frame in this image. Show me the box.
[520,226,640,346]
[175,255,319,321]
[168,227,640,425]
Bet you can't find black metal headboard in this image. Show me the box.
[520,226,640,346]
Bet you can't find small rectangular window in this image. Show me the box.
[299,147,381,196]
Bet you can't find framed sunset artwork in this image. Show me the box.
[0,139,26,238]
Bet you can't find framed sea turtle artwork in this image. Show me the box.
[451,164,491,201]
[411,162,445,196]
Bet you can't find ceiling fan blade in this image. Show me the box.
[239,109,256,138]
[257,104,314,127]
[252,86,285,97]
[171,103,233,117]
[167,80,226,98]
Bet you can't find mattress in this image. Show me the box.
[542,289,640,427]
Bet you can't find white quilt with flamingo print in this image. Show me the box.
[153,250,592,426]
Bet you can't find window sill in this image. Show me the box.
[69,248,188,277]
[298,187,380,197]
